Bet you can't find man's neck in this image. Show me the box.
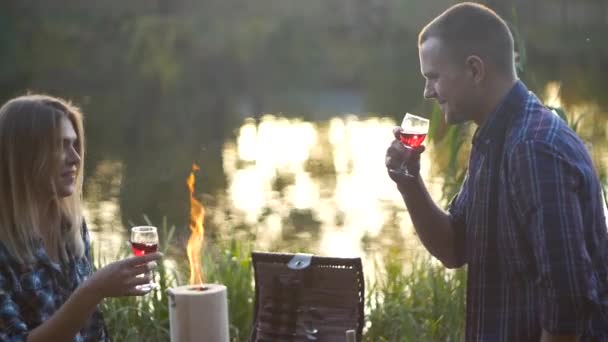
[473,76,518,127]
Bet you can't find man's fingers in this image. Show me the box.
[409,146,425,161]
[392,126,403,140]
[414,145,426,153]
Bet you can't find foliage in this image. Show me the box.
[95,220,177,342]
[364,254,466,342]
[96,220,255,342]
[96,222,466,341]
[201,234,255,341]
[427,103,470,205]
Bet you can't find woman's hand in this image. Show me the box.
[82,252,162,300]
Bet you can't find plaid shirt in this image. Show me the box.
[448,81,608,341]
[0,223,107,341]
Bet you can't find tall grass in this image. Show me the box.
[95,219,177,342]
[95,223,465,342]
[94,221,255,342]
[201,234,255,341]
[364,255,466,342]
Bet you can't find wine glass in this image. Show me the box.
[394,113,430,177]
[130,225,159,290]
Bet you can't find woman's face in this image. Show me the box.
[54,116,81,197]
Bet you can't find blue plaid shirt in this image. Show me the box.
[448,81,608,341]
[0,223,107,341]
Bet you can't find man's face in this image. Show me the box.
[54,116,81,198]
[419,37,476,124]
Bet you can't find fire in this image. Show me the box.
[186,163,205,285]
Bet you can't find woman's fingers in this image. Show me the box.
[125,261,157,277]
[126,287,153,296]
[123,252,163,267]
[126,274,153,287]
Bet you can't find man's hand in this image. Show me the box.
[385,127,426,182]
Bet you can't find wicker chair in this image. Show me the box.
[250,252,365,342]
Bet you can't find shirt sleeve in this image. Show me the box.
[447,177,468,268]
[0,270,29,341]
[508,140,600,335]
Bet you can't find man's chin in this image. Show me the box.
[445,112,466,125]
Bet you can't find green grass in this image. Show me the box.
[95,220,255,342]
[364,254,466,342]
[94,223,466,342]
[94,219,177,342]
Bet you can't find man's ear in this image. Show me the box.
[465,55,485,84]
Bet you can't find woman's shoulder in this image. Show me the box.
[0,241,11,262]
[0,241,21,282]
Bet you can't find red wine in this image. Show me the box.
[131,242,158,256]
[400,131,427,148]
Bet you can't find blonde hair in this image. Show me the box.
[0,94,85,263]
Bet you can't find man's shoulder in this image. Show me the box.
[509,94,575,145]
[506,106,591,170]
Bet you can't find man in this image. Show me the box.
[385,3,608,341]
[0,94,162,341]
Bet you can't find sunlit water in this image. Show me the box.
[225,116,434,269]
[85,114,444,278]
[84,83,608,280]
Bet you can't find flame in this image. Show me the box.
[186,163,205,285]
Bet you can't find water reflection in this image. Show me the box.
[87,114,434,274]
[224,115,428,271]
[85,98,608,278]
[84,160,126,259]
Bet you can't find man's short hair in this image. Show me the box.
[419,2,515,75]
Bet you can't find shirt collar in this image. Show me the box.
[472,80,529,147]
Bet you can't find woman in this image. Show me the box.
[0,94,162,341]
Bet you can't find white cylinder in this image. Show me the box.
[168,284,229,342]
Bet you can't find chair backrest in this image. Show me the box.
[250,252,365,342]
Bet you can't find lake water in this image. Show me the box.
[85,80,608,277]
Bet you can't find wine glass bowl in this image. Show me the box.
[130,226,159,256]
[399,113,429,148]
[130,225,159,290]
[393,113,430,177]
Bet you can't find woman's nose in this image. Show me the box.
[67,146,81,165]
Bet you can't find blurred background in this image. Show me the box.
[1,0,607,272]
